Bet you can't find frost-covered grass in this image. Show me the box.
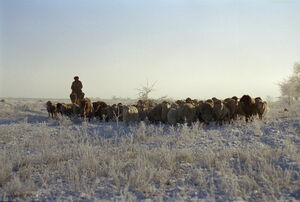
[0,98,300,201]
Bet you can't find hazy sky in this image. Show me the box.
[1,0,300,100]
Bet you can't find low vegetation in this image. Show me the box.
[0,98,299,201]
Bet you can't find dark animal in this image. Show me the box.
[93,101,108,119]
[79,98,93,121]
[46,101,57,118]
[238,95,256,122]
[57,103,73,117]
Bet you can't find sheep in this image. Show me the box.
[122,105,139,125]
[213,100,230,125]
[137,105,150,121]
[231,96,239,102]
[254,97,268,119]
[57,103,73,117]
[137,99,156,109]
[206,99,214,105]
[192,99,199,106]
[198,101,214,125]
[177,103,197,126]
[79,98,93,121]
[93,101,108,112]
[167,107,179,125]
[111,103,123,121]
[223,98,238,121]
[211,97,220,104]
[147,103,163,123]
[96,104,122,122]
[185,97,193,104]
[175,100,185,106]
[46,101,57,118]
[93,101,108,120]
[56,103,63,116]
[98,105,112,122]
[238,95,256,122]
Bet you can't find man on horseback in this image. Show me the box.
[70,76,85,104]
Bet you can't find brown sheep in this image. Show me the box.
[137,99,156,109]
[137,106,150,121]
[175,100,185,106]
[231,96,239,102]
[98,104,123,122]
[56,103,63,116]
[223,98,238,121]
[98,105,112,122]
[93,101,108,120]
[167,107,179,125]
[185,97,192,104]
[192,99,199,106]
[57,103,73,117]
[238,95,256,122]
[198,101,214,125]
[177,103,197,126]
[79,98,93,121]
[147,103,163,123]
[206,99,214,105]
[254,97,268,119]
[46,101,57,118]
[122,105,139,125]
[93,101,108,112]
[213,100,230,125]
[111,103,123,121]
[211,97,220,104]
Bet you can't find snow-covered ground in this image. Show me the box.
[0,98,299,201]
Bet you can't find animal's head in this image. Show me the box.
[56,103,62,109]
[212,97,219,103]
[206,99,214,106]
[214,100,223,110]
[231,96,238,102]
[185,97,192,103]
[255,97,263,103]
[240,95,253,105]
[46,101,52,107]
[176,100,185,106]
[161,101,171,109]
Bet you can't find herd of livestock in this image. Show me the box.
[46,95,268,126]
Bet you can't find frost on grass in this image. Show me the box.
[0,99,300,201]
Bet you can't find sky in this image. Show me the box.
[1,0,300,100]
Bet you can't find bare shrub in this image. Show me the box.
[136,80,157,100]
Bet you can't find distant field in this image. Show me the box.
[0,98,299,201]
